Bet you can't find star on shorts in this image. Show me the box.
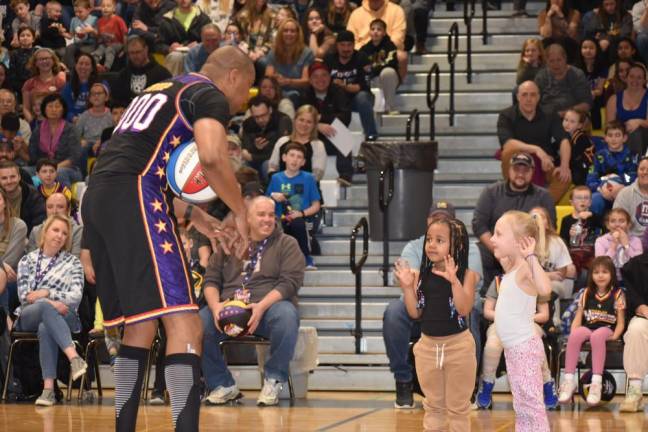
[160,240,174,254]
[151,200,163,212]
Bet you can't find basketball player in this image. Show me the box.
[81,46,254,432]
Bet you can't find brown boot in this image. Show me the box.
[414,40,428,55]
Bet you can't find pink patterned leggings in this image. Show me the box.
[504,336,550,432]
[565,326,613,375]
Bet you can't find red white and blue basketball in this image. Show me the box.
[218,300,252,338]
[166,140,218,204]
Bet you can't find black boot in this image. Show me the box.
[395,381,415,409]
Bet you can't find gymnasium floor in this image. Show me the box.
[0,392,645,431]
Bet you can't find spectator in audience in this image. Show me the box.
[8,26,37,98]
[76,82,113,163]
[234,0,275,66]
[266,18,315,107]
[606,63,648,155]
[615,37,643,65]
[9,0,41,48]
[28,192,81,257]
[534,44,593,117]
[602,58,631,103]
[326,30,378,140]
[583,0,632,56]
[92,0,127,72]
[297,61,353,186]
[258,75,295,120]
[472,152,556,290]
[384,200,483,409]
[595,207,642,282]
[63,0,98,69]
[326,0,355,34]
[221,21,249,52]
[39,0,70,60]
[0,90,31,145]
[620,249,648,411]
[633,0,648,64]
[14,214,86,407]
[29,94,82,187]
[158,0,211,76]
[34,158,72,202]
[242,95,292,181]
[267,142,321,269]
[563,108,594,185]
[196,0,234,34]
[271,6,297,40]
[200,195,304,406]
[347,0,407,80]
[0,113,30,165]
[111,36,172,104]
[516,38,545,85]
[586,121,637,215]
[361,18,400,114]
[61,52,99,122]
[400,0,429,55]
[538,0,581,63]
[184,23,221,73]
[497,80,571,202]
[0,188,27,292]
[131,0,176,52]
[269,104,327,181]
[614,156,648,243]
[22,47,67,124]
[577,38,608,129]
[304,8,336,59]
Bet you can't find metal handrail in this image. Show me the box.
[464,0,476,84]
[447,22,459,126]
[406,109,420,141]
[350,217,369,354]
[378,163,394,286]
[482,0,489,44]
[426,63,440,140]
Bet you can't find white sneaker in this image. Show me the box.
[620,383,644,412]
[257,378,283,406]
[558,379,577,404]
[205,384,242,405]
[586,382,602,406]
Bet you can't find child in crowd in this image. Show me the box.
[93,0,127,71]
[558,256,625,405]
[530,206,576,325]
[10,0,41,48]
[516,39,544,84]
[577,38,608,128]
[39,0,71,59]
[8,26,37,96]
[76,83,113,157]
[34,158,73,201]
[267,142,321,269]
[394,217,477,432]
[476,270,557,410]
[64,0,98,68]
[360,18,400,114]
[490,210,552,431]
[559,186,603,280]
[21,47,67,123]
[0,112,30,164]
[586,121,637,216]
[595,207,642,282]
[562,108,594,186]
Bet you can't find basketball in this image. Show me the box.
[218,300,252,338]
[578,370,617,403]
[166,140,218,204]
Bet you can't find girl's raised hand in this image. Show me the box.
[519,236,536,258]
[394,259,415,288]
[432,255,458,283]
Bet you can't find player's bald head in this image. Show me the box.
[200,46,255,82]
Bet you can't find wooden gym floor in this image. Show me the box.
[0,391,645,431]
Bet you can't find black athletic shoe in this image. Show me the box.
[395,381,415,409]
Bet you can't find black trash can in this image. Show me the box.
[361,140,438,241]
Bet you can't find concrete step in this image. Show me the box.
[424,34,532,53]
[379,112,498,134]
[330,208,475,230]
[432,6,543,18]
[343,183,486,207]
[300,302,389,320]
[428,16,537,34]
[317,353,389,365]
[318,238,408,255]
[308,253,401,266]
[409,52,518,71]
[300,285,399,298]
[317,335,386,354]
[400,71,516,92]
[395,91,511,112]
[300,318,385,332]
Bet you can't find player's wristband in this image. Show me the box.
[184,204,194,221]
[525,253,537,261]
[301,211,306,218]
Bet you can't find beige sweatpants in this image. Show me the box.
[414,330,477,432]
[624,316,648,380]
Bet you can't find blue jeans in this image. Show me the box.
[591,191,612,216]
[57,166,83,187]
[15,301,80,380]
[351,91,378,138]
[200,300,299,390]
[382,298,481,383]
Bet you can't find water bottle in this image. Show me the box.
[570,220,583,247]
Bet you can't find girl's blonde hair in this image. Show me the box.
[517,39,545,71]
[502,210,547,263]
[291,104,320,141]
[27,47,62,77]
[272,18,306,65]
[38,214,72,252]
